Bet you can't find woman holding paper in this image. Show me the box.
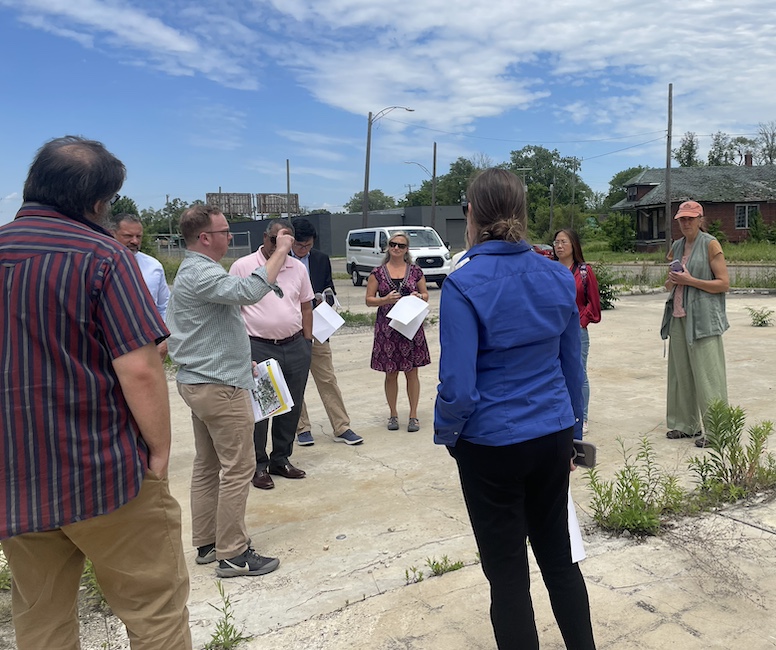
[366,232,430,432]
[435,169,595,649]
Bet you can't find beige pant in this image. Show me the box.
[177,383,254,560]
[296,339,351,436]
[1,473,191,650]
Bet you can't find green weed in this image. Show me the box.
[404,566,424,584]
[425,555,465,576]
[81,560,109,611]
[0,549,10,591]
[745,306,775,327]
[204,580,252,650]
[339,310,376,327]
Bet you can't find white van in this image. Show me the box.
[346,226,453,287]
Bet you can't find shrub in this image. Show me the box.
[601,214,636,252]
[706,219,728,244]
[745,306,774,327]
[591,262,620,310]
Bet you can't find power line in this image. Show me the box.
[583,137,666,161]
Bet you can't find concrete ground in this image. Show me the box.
[5,285,776,649]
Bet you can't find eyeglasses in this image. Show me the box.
[461,200,469,217]
[293,240,314,250]
[388,241,408,249]
[110,193,121,206]
[553,239,570,246]
[200,229,231,237]
[265,234,278,245]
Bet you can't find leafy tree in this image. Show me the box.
[140,197,197,235]
[730,136,757,165]
[756,121,776,165]
[111,196,140,216]
[436,157,480,204]
[673,132,704,167]
[707,132,737,166]
[603,166,647,209]
[601,214,636,252]
[344,189,396,213]
[308,208,331,215]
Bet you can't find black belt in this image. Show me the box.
[250,331,304,346]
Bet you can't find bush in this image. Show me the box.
[706,219,728,244]
[745,306,774,327]
[591,262,620,310]
[601,214,636,252]
[748,212,768,243]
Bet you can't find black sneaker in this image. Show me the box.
[216,548,280,578]
[196,543,216,565]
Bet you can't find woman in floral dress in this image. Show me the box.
[365,232,430,432]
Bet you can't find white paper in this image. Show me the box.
[251,358,295,422]
[389,305,429,339]
[312,301,345,343]
[386,294,428,324]
[568,487,586,563]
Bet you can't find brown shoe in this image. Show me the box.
[269,463,306,479]
[252,469,275,490]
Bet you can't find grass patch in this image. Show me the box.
[81,560,109,612]
[339,310,376,327]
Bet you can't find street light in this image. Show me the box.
[362,105,414,227]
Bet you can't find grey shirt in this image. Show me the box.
[166,250,283,389]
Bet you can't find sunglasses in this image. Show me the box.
[265,234,277,245]
[461,199,469,217]
[110,193,121,206]
[388,241,408,249]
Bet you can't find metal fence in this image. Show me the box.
[152,231,253,261]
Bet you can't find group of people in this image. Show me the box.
[0,134,730,650]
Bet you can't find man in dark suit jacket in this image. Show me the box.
[291,218,363,446]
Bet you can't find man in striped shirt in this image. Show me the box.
[0,136,191,649]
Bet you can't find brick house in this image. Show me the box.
[611,166,776,250]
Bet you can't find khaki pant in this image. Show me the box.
[1,473,191,650]
[666,317,728,435]
[177,383,254,560]
[296,339,351,436]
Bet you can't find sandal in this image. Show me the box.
[695,436,711,448]
[407,418,420,432]
[387,416,399,431]
[666,429,701,439]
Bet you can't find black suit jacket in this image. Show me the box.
[301,248,335,305]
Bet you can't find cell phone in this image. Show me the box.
[572,440,597,468]
[669,259,683,273]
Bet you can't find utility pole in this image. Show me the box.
[431,142,437,229]
[665,83,673,255]
[286,159,292,219]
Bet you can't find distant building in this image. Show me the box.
[612,165,776,250]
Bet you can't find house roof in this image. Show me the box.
[611,166,776,210]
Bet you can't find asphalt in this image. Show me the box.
[16,283,776,650]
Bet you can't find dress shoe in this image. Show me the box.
[269,463,306,479]
[252,469,275,489]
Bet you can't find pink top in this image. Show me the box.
[229,249,314,339]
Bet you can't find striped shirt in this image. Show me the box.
[166,250,282,390]
[0,204,169,539]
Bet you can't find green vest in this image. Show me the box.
[660,231,729,344]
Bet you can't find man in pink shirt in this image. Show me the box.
[229,220,315,489]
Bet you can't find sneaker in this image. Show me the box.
[407,418,420,432]
[297,431,314,446]
[196,543,216,565]
[387,416,399,431]
[216,548,280,578]
[582,421,589,435]
[334,429,363,445]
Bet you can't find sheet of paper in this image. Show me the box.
[386,294,428,325]
[251,358,295,422]
[568,486,586,563]
[389,305,429,339]
[312,301,345,343]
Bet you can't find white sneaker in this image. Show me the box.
[582,421,589,435]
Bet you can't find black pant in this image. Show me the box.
[250,336,312,470]
[451,429,595,650]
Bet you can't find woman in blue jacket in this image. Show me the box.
[435,169,595,650]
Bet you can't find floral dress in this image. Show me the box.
[370,264,431,373]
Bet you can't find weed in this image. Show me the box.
[745,306,774,327]
[404,566,424,584]
[0,549,10,591]
[81,560,109,611]
[688,401,776,503]
[204,580,252,650]
[586,437,685,535]
[425,555,465,576]
[339,310,376,327]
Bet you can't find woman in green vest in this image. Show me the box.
[661,201,729,448]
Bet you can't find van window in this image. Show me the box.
[349,231,375,248]
[379,231,387,251]
[387,228,443,248]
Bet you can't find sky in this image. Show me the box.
[1,0,775,225]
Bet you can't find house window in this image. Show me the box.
[735,204,759,229]
[627,187,637,201]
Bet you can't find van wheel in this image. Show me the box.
[436,279,445,288]
[352,269,363,286]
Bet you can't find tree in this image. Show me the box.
[730,136,757,165]
[140,197,194,235]
[756,121,776,165]
[673,132,704,167]
[344,189,396,213]
[707,132,736,166]
[111,196,139,216]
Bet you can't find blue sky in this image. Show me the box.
[1,0,774,225]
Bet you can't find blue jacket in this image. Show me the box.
[434,240,584,447]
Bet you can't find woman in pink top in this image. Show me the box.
[552,229,601,434]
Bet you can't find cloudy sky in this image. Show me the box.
[1,0,773,224]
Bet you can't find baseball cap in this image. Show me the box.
[674,200,703,219]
